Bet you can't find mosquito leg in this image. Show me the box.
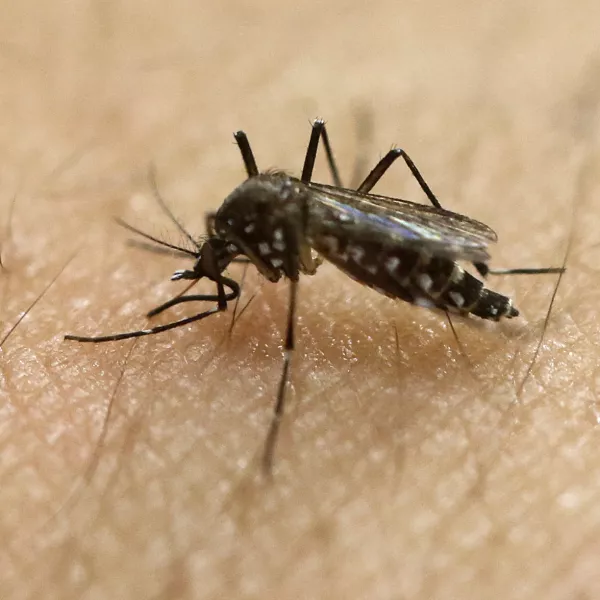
[488,267,566,276]
[473,260,565,280]
[65,305,221,343]
[474,264,565,280]
[262,221,300,474]
[357,148,442,209]
[236,118,344,185]
[262,278,298,475]
[234,131,259,178]
[65,278,238,343]
[146,278,239,317]
[356,152,568,279]
[301,119,343,187]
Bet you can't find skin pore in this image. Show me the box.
[2,1,600,598]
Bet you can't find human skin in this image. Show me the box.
[2,1,600,599]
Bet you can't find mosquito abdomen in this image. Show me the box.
[441,266,519,320]
[312,236,518,321]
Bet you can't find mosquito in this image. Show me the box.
[65,119,564,473]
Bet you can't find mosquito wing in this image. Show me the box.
[304,181,497,263]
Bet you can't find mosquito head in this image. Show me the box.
[171,238,240,282]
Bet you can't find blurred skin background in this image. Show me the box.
[1,1,600,598]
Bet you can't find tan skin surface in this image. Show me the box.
[2,1,600,598]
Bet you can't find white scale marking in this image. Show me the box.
[417,273,433,293]
[349,245,365,264]
[414,296,436,309]
[448,291,465,308]
[386,256,400,273]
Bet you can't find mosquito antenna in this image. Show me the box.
[125,239,195,260]
[115,217,197,257]
[0,251,78,349]
[148,164,200,250]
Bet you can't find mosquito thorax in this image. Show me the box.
[214,173,304,237]
[210,173,309,282]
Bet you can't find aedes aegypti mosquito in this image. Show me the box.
[65,119,564,473]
